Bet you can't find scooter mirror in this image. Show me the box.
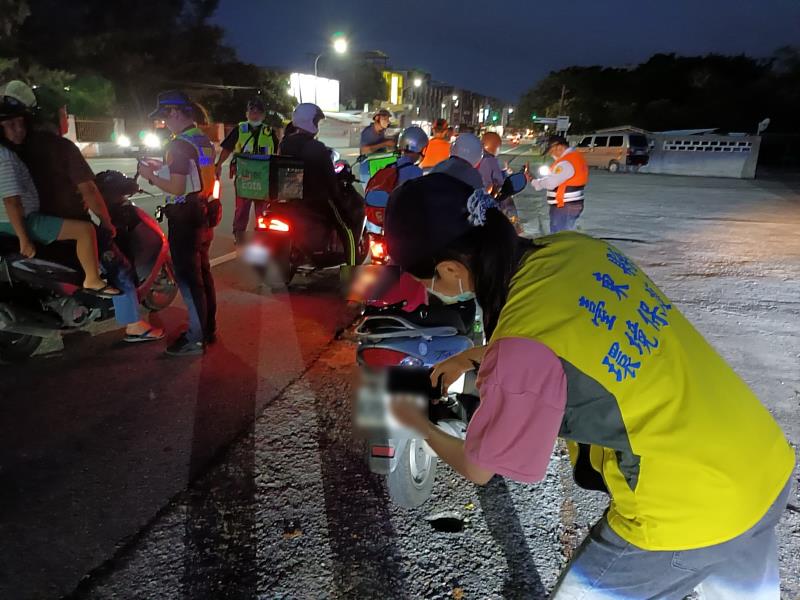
[500,172,528,197]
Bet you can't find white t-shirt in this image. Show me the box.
[0,145,40,222]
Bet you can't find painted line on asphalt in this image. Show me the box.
[210,251,238,268]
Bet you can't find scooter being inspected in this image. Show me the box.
[0,170,177,362]
[352,266,485,507]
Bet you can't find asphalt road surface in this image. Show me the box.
[1,145,798,599]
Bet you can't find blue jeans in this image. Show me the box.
[97,227,140,326]
[551,479,791,600]
[549,201,584,233]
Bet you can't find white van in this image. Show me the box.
[575,132,650,172]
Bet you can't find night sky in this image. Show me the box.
[213,0,800,101]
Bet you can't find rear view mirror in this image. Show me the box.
[506,172,528,195]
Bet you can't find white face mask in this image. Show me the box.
[428,276,475,305]
[248,119,263,128]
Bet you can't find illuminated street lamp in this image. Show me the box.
[315,33,349,78]
[314,33,348,103]
[413,77,422,88]
[452,94,458,101]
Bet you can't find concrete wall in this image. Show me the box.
[640,134,761,179]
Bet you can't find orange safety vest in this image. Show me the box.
[549,150,589,208]
[419,137,451,169]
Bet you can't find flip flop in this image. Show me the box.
[123,328,165,343]
[82,284,122,298]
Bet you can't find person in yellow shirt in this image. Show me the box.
[385,173,795,600]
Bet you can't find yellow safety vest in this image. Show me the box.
[163,127,216,203]
[234,122,276,155]
[491,232,794,550]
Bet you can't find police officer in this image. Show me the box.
[531,134,589,233]
[215,98,278,245]
[138,91,217,356]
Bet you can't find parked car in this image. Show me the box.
[575,132,650,172]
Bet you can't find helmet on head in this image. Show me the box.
[398,126,429,153]
[1,80,36,120]
[450,133,483,167]
[543,134,569,154]
[292,103,325,134]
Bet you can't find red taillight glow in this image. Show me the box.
[212,179,221,200]
[365,206,385,227]
[370,240,386,259]
[371,445,395,458]
[257,216,290,232]
[359,348,408,366]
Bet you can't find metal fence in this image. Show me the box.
[74,119,115,143]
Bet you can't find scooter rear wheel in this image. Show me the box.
[386,438,438,508]
[0,332,43,363]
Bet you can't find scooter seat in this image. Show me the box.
[362,300,475,335]
[356,314,459,340]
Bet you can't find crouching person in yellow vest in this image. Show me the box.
[384,173,795,600]
[138,91,218,356]
[215,98,278,245]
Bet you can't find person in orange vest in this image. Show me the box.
[532,134,589,233]
[419,118,451,170]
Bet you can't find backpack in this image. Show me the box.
[364,162,413,208]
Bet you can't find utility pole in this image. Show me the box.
[558,84,567,115]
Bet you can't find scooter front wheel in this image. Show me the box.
[143,262,179,312]
[0,332,43,363]
[386,437,438,508]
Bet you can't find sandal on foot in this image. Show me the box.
[123,328,165,343]
[82,284,122,298]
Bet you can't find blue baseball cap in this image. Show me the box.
[149,90,192,118]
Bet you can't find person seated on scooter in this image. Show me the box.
[478,132,510,192]
[11,81,163,341]
[479,131,522,234]
[384,174,794,600]
[394,126,429,186]
[359,109,396,156]
[278,103,357,266]
[0,90,119,297]
[430,133,485,190]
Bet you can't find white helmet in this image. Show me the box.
[398,126,429,153]
[450,133,483,167]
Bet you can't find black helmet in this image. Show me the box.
[95,170,139,199]
[543,134,569,154]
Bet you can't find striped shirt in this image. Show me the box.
[0,145,39,222]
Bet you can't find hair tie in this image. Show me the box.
[466,189,499,227]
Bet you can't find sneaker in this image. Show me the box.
[165,335,204,357]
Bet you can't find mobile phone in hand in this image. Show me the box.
[386,366,442,400]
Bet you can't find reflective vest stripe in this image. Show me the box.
[551,151,589,208]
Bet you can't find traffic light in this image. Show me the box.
[531,113,538,121]
[492,112,499,122]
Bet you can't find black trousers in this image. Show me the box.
[166,199,216,343]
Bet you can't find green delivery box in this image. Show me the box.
[234,154,304,201]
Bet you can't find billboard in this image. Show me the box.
[289,73,340,113]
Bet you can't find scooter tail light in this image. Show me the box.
[359,348,409,366]
[370,239,387,260]
[257,216,290,232]
[212,179,221,200]
[371,445,395,458]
